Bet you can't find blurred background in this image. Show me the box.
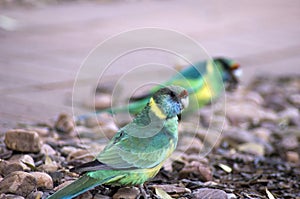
[1,0,300,128]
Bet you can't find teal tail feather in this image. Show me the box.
[47,174,108,199]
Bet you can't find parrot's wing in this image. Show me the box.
[95,126,176,170]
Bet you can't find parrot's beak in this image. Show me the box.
[181,96,189,109]
[227,63,241,91]
[233,68,243,79]
[178,89,189,110]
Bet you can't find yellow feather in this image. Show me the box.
[195,81,213,101]
[149,98,167,119]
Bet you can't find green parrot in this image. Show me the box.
[48,86,189,199]
[77,57,240,121]
[127,57,240,114]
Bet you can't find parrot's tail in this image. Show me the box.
[75,98,149,122]
[47,174,115,199]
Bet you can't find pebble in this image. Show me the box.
[193,188,227,199]
[94,93,112,110]
[30,172,53,189]
[67,149,94,162]
[227,193,238,199]
[286,151,299,163]
[38,156,59,173]
[223,128,257,144]
[96,122,119,139]
[31,127,50,137]
[61,146,78,156]
[179,160,212,181]
[251,127,272,142]
[150,184,191,194]
[9,154,35,171]
[112,187,140,199]
[55,113,75,134]
[288,94,300,107]
[0,147,13,159]
[245,91,264,105]
[0,171,36,197]
[93,193,111,199]
[40,144,57,156]
[53,180,74,191]
[75,191,93,199]
[237,142,265,156]
[0,194,25,199]
[278,107,299,121]
[0,160,23,177]
[226,102,278,125]
[26,191,43,199]
[4,129,41,153]
[280,134,298,150]
[178,136,203,154]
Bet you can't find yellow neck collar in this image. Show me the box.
[149,98,167,119]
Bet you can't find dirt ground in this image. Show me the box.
[1,0,300,127]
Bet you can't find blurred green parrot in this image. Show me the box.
[48,86,189,199]
[76,57,240,123]
[126,57,240,114]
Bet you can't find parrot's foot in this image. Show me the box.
[138,184,150,199]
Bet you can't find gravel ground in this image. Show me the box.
[0,75,299,199]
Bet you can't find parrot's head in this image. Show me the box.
[214,57,242,90]
[151,86,189,119]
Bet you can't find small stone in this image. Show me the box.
[0,194,25,199]
[0,160,23,176]
[61,146,78,156]
[26,191,43,199]
[0,147,13,159]
[75,191,93,199]
[286,151,299,163]
[178,136,203,154]
[93,193,111,199]
[281,134,298,150]
[30,172,53,189]
[67,149,94,162]
[223,128,257,144]
[53,180,75,191]
[251,128,272,142]
[279,107,300,121]
[4,129,41,153]
[31,127,50,137]
[179,160,212,181]
[113,187,140,199]
[55,113,75,134]
[237,142,265,156]
[218,163,232,173]
[85,113,114,127]
[76,126,98,139]
[193,188,227,199]
[41,144,56,156]
[9,154,35,171]
[226,102,277,125]
[227,193,237,199]
[289,94,300,107]
[245,91,264,105]
[150,184,191,194]
[97,122,119,140]
[38,156,59,172]
[94,93,112,110]
[0,171,36,197]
